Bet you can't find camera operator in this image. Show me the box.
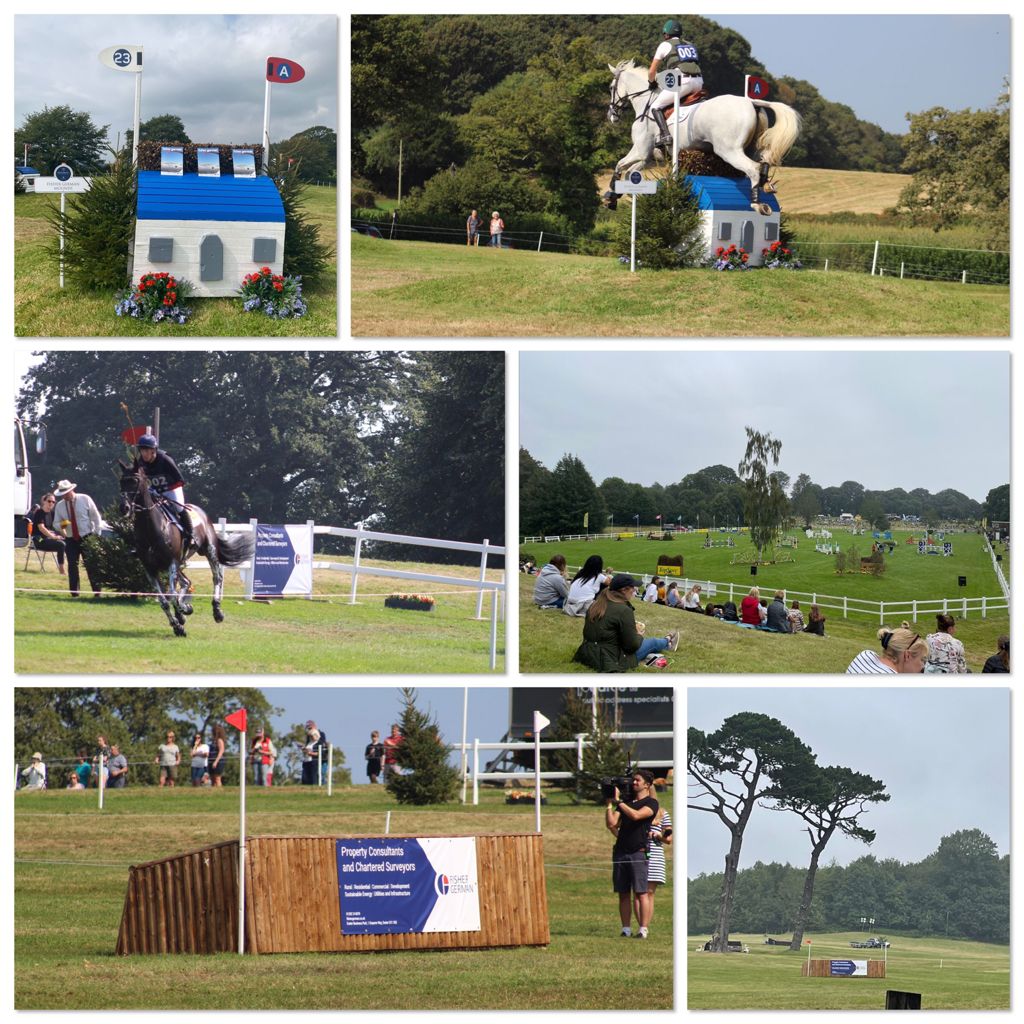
[605,768,659,938]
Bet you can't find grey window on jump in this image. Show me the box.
[149,237,174,262]
[765,222,780,242]
[252,237,277,263]
[717,222,732,241]
[199,234,224,281]
[740,220,754,253]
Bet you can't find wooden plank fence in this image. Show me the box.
[802,959,886,978]
[117,834,548,955]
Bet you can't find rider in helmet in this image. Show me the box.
[132,433,192,548]
[649,19,704,148]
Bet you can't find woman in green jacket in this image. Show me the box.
[574,574,678,672]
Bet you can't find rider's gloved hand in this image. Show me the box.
[649,80,658,91]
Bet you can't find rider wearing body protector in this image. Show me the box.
[132,433,192,548]
[649,19,704,148]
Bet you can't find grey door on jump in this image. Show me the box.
[740,220,754,254]
[199,234,223,281]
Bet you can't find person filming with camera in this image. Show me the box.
[605,767,659,939]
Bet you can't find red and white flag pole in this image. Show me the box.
[225,708,248,954]
[263,57,307,173]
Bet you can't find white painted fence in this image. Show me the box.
[201,519,506,669]
[452,730,675,805]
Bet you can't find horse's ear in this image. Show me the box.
[608,63,616,73]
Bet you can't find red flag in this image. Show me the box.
[226,708,247,732]
[266,57,305,84]
[746,74,770,100]
[121,426,148,445]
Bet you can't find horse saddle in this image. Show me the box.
[663,88,708,119]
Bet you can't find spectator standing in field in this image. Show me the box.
[466,209,480,247]
[533,555,569,609]
[155,730,180,787]
[787,600,805,633]
[20,752,47,790]
[765,590,790,632]
[207,724,226,787]
[382,723,403,782]
[29,492,66,573]
[606,768,659,939]
[803,604,826,636]
[564,555,611,617]
[249,730,267,786]
[95,735,111,785]
[52,479,103,598]
[925,613,969,673]
[365,730,384,784]
[982,636,1010,674]
[489,211,505,247]
[643,804,673,929]
[302,721,324,785]
[107,744,129,787]
[257,731,277,786]
[740,586,761,625]
[75,750,92,788]
[190,732,209,786]
[846,624,929,674]
[573,573,678,673]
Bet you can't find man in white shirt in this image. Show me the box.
[52,479,103,597]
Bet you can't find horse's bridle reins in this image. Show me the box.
[608,66,656,124]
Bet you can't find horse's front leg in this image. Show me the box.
[149,570,186,637]
[207,552,226,623]
[168,560,193,620]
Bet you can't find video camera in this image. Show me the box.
[600,765,637,802]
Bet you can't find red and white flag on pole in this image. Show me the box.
[226,708,248,733]
[263,57,306,171]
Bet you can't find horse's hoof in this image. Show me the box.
[173,624,187,637]
[182,605,194,617]
[213,607,225,624]
[175,609,186,624]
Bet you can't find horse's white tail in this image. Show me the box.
[753,100,802,167]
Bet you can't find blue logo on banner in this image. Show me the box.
[252,524,296,597]
[336,839,437,934]
[436,873,450,896]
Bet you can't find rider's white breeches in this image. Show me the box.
[653,77,703,109]
[161,486,185,507]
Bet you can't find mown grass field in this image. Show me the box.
[519,531,1008,674]
[350,234,1008,337]
[13,553,504,674]
[687,931,1008,1010]
[14,785,673,1010]
[15,186,337,337]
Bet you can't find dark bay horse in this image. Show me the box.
[118,462,253,637]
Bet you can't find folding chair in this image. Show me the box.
[23,516,60,572]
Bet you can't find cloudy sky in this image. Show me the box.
[687,687,1010,878]
[520,351,1009,502]
[14,14,337,158]
[709,14,1008,135]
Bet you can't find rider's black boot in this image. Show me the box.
[653,107,672,148]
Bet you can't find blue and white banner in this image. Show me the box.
[336,837,480,935]
[249,522,313,597]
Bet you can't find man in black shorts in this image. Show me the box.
[606,768,659,938]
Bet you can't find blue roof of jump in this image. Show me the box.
[136,171,285,222]
[684,175,781,213]
[17,166,39,175]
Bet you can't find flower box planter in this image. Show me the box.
[384,594,435,612]
[505,792,546,805]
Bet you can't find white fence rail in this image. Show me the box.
[984,536,1010,602]
[202,519,506,669]
[453,731,675,805]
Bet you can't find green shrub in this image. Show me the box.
[614,170,704,270]
[274,157,334,284]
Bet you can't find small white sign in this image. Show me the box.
[614,176,658,195]
[34,176,91,194]
[656,69,690,93]
[99,45,144,73]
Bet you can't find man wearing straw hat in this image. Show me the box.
[19,752,47,790]
[52,479,102,598]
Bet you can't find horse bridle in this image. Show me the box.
[608,67,655,124]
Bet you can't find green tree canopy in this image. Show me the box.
[738,427,789,561]
[983,483,1009,523]
[277,125,337,182]
[15,104,109,174]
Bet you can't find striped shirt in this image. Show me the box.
[648,809,672,885]
[846,650,897,675]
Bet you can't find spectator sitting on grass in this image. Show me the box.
[787,600,805,633]
[533,554,568,609]
[925,613,969,673]
[740,586,761,625]
[683,584,703,613]
[846,623,929,674]
[564,555,611,617]
[665,581,681,608]
[803,604,826,636]
[765,590,790,632]
[643,577,661,604]
[573,573,679,673]
[758,599,769,626]
[982,635,1009,674]
[721,600,739,622]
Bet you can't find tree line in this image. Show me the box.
[688,831,1010,946]
[18,351,504,563]
[521,446,1001,537]
[351,15,1008,243]
[689,711,1010,951]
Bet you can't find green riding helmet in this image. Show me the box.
[663,19,682,36]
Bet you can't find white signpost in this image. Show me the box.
[614,171,658,273]
[99,46,143,166]
[34,164,91,288]
[656,68,691,174]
